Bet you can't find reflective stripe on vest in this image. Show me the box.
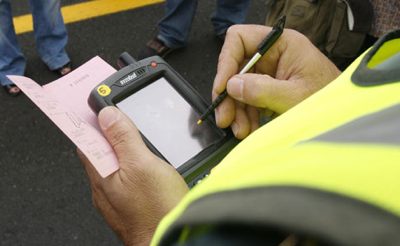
[311,103,400,145]
[151,30,400,246]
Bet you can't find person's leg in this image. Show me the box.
[29,0,70,73]
[0,0,26,88]
[157,0,198,49]
[212,0,251,37]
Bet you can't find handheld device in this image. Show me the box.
[88,54,238,187]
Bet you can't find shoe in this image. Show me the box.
[138,37,174,59]
[2,84,21,96]
[52,62,72,76]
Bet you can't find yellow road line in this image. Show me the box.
[14,0,164,35]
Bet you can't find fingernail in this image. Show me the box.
[231,122,240,136]
[227,77,244,100]
[99,107,120,130]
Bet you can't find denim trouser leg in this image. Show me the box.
[212,0,251,35]
[29,0,70,70]
[0,0,26,86]
[157,0,198,49]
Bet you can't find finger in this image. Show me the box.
[245,106,259,133]
[98,106,151,169]
[214,94,235,129]
[226,73,300,114]
[89,185,133,244]
[77,150,115,215]
[77,148,104,187]
[232,102,251,139]
[90,188,127,240]
[213,25,273,95]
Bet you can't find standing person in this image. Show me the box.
[138,0,251,59]
[0,0,72,96]
[264,0,399,70]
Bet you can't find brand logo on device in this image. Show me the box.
[119,72,137,86]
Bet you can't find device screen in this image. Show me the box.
[116,77,224,168]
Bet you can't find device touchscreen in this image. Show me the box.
[116,77,224,168]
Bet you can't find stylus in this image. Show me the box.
[197,15,286,125]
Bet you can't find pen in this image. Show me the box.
[197,15,286,125]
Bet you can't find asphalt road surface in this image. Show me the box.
[0,1,266,245]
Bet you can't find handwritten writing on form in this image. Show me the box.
[10,57,119,177]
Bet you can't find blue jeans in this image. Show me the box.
[157,0,251,49]
[0,0,70,86]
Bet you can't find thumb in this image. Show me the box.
[226,74,296,113]
[98,106,150,168]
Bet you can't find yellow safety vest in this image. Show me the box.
[152,29,400,245]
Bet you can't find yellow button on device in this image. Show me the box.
[97,84,111,97]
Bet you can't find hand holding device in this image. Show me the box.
[213,25,341,139]
[89,55,238,186]
[78,106,188,246]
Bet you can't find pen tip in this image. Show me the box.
[197,119,203,125]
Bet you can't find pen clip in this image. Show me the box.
[257,15,286,55]
[273,15,286,31]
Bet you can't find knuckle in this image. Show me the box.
[284,28,301,37]
[285,28,309,44]
[226,25,240,36]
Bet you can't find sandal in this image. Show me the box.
[52,62,72,76]
[2,84,21,96]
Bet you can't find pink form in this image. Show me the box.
[10,56,119,177]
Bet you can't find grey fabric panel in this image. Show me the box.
[375,52,400,71]
[351,29,400,85]
[160,186,400,246]
[310,104,400,145]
